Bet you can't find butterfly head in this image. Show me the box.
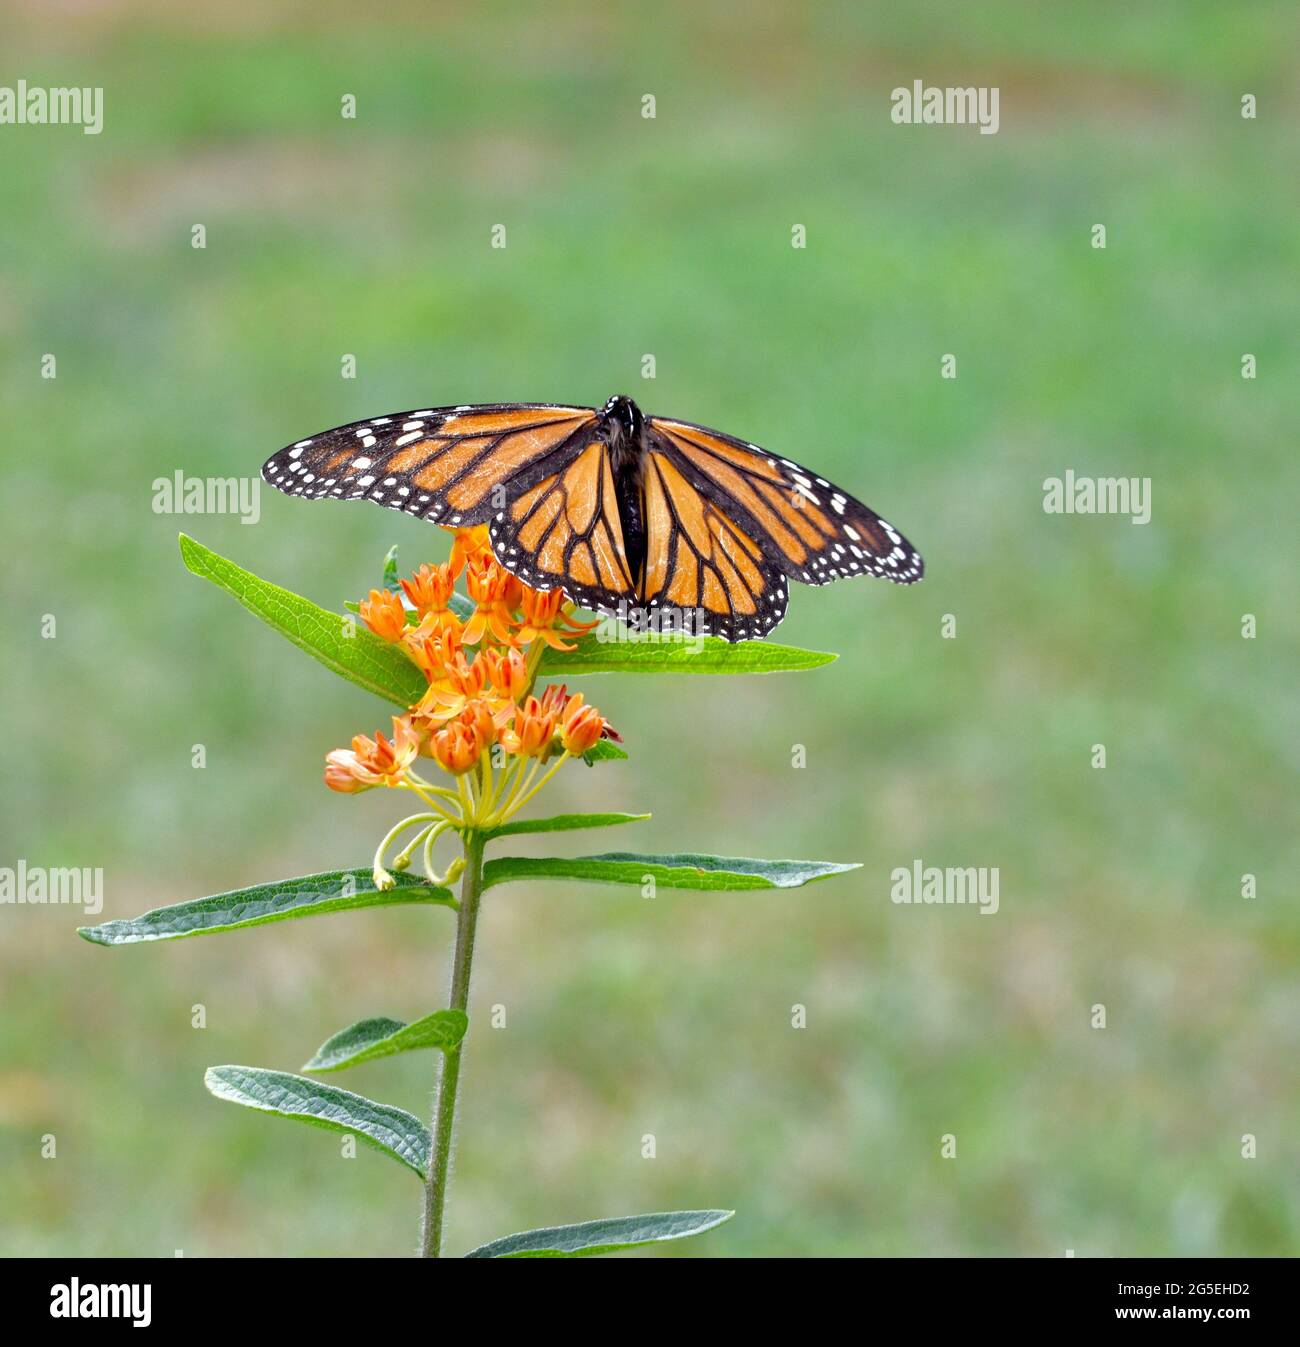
[599,394,644,451]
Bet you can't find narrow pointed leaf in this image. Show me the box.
[483,853,860,893]
[539,632,834,676]
[78,869,452,946]
[485,812,650,841]
[581,739,628,764]
[180,534,426,707]
[304,1010,468,1072]
[465,1209,735,1258]
[382,544,401,594]
[204,1065,429,1177]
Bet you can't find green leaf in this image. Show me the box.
[204,1065,430,1177]
[179,534,426,708]
[484,811,650,841]
[304,1010,468,1072]
[581,739,628,765]
[78,869,453,946]
[382,544,401,594]
[483,852,860,893]
[539,631,835,676]
[465,1209,734,1258]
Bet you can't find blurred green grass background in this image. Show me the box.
[1,0,1297,1256]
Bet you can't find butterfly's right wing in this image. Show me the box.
[637,438,790,642]
[651,416,924,586]
[261,403,597,527]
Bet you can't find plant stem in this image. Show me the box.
[420,828,485,1257]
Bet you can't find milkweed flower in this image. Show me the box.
[516,586,599,650]
[401,562,457,617]
[558,692,607,756]
[458,699,499,751]
[462,555,525,646]
[328,528,620,862]
[403,619,465,680]
[430,719,483,776]
[479,646,529,705]
[449,523,494,575]
[499,693,560,758]
[412,651,490,726]
[324,716,421,792]
[359,588,407,642]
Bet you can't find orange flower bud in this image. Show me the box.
[459,699,498,750]
[558,692,605,756]
[401,562,456,616]
[448,524,494,578]
[359,588,407,642]
[480,646,529,703]
[324,751,369,793]
[499,694,559,758]
[462,555,524,646]
[516,586,599,650]
[323,716,419,792]
[521,587,565,628]
[410,652,489,731]
[446,652,488,699]
[431,721,481,775]
[403,620,464,681]
[538,683,568,717]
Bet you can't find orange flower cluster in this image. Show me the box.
[325,528,618,825]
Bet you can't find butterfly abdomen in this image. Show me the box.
[598,396,650,591]
[611,452,648,592]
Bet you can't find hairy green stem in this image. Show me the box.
[420,829,485,1257]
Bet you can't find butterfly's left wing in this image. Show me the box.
[261,403,597,526]
[487,437,639,616]
[649,416,924,586]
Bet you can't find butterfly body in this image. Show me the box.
[262,396,923,641]
[597,395,652,586]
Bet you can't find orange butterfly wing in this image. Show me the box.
[638,446,789,641]
[492,438,788,641]
[262,403,596,526]
[650,417,924,587]
[487,438,638,615]
[263,400,922,643]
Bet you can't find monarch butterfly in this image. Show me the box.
[262,395,923,642]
